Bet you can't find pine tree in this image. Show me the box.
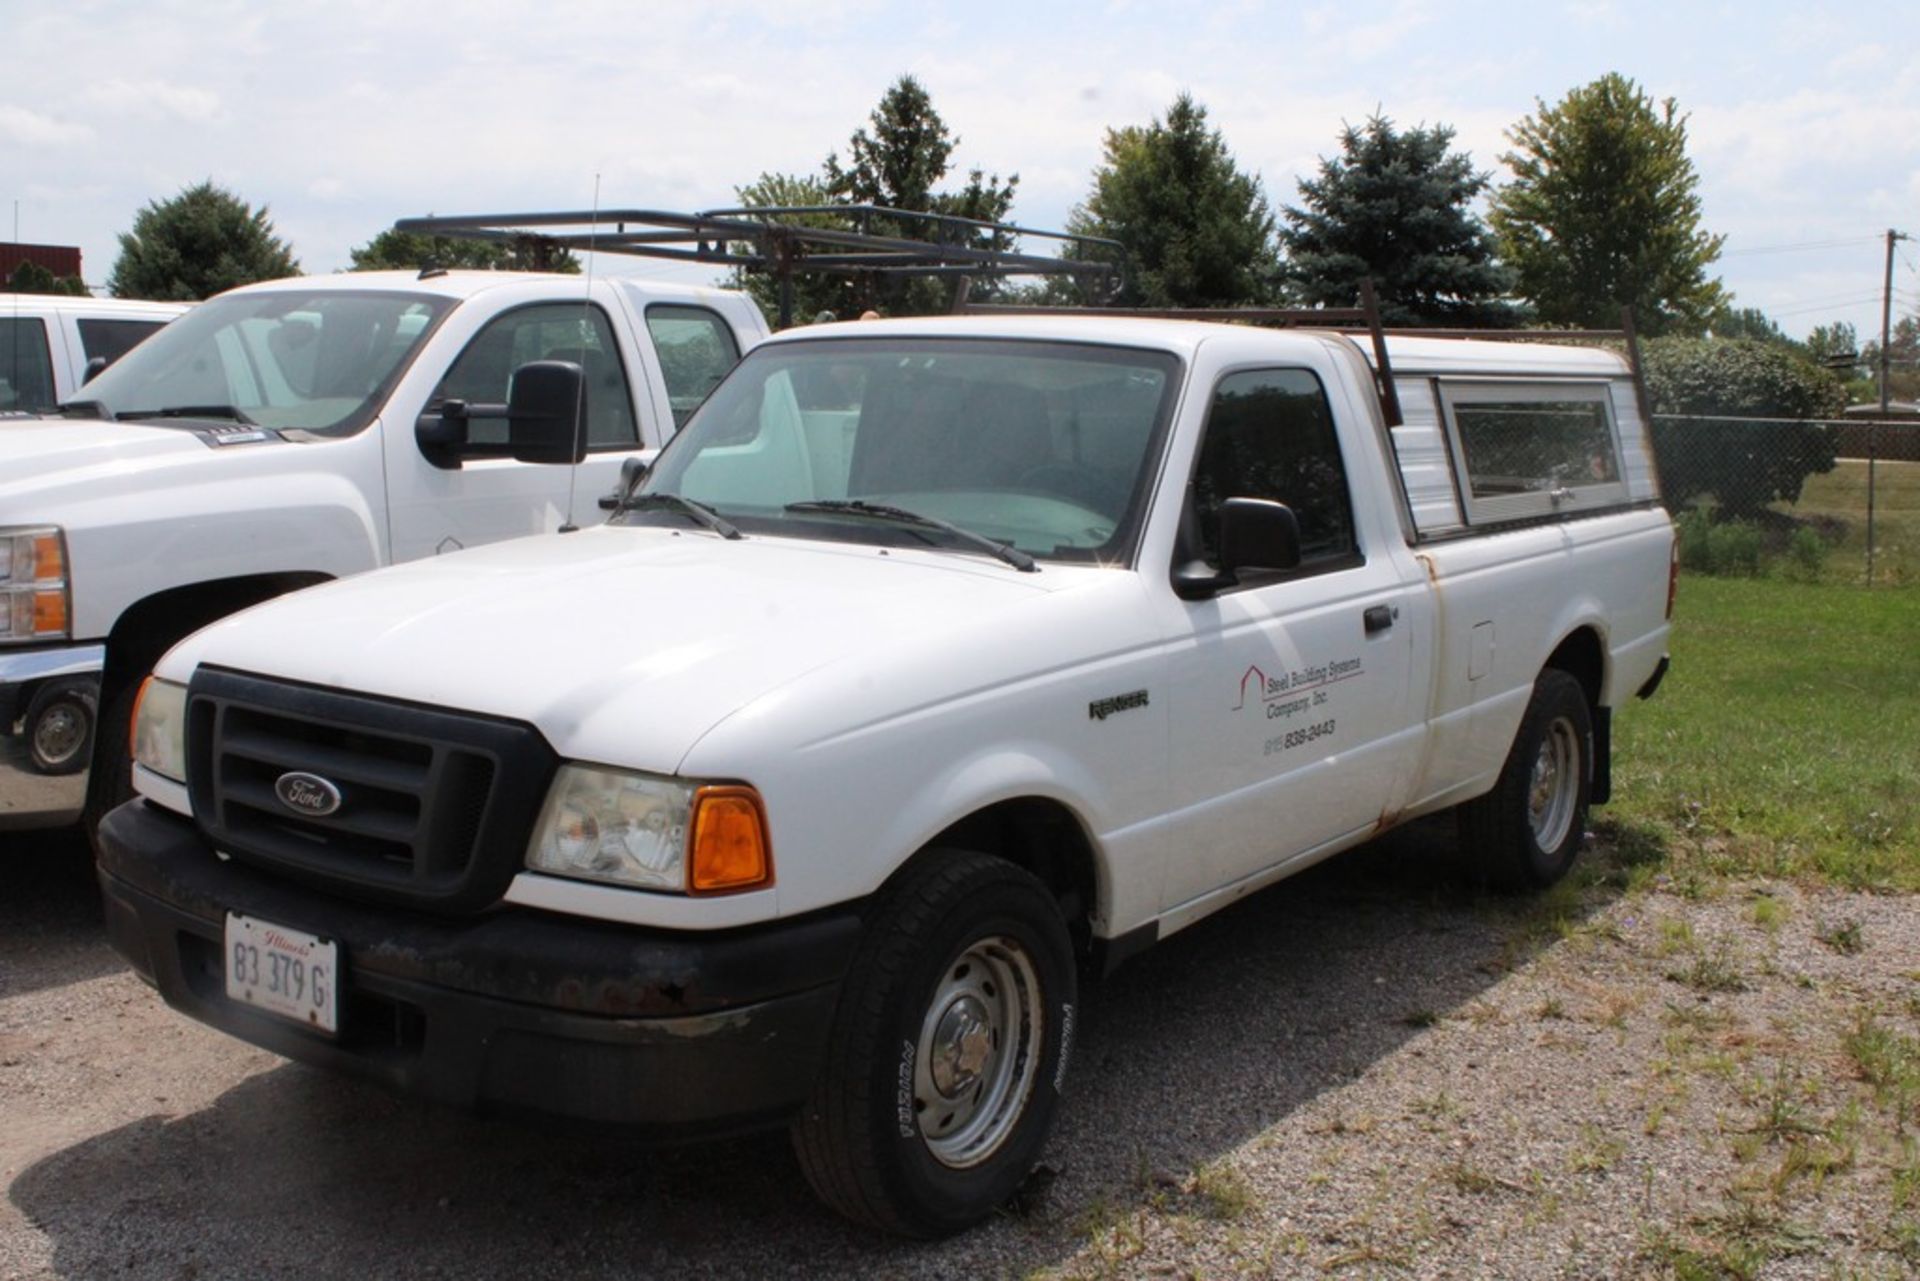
[1281,115,1520,326]
[109,181,299,300]
[1489,74,1726,335]
[1069,94,1281,308]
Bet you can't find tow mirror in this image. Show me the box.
[508,360,587,465]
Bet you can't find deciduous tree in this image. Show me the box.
[1489,74,1726,335]
[1281,115,1519,326]
[109,181,298,300]
[348,229,578,274]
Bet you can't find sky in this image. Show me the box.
[5,0,1919,343]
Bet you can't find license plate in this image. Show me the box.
[224,913,339,1034]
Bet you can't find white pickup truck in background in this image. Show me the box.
[2,294,188,413]
[98,311,1673,1236]
[1,268,767,829]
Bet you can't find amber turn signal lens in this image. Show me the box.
[688,786,772,893]
[30,533,64,580]
[32,588,67,636]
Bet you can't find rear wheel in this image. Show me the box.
[792,850,1075,1237]
[1458,669,1593,890]
[25,679,97,775]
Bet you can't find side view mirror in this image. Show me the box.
[1173,498,1302,600]
[413,359,588,469]
[599,455,650,510]
[80,356,108,385]
[507,360,588,465]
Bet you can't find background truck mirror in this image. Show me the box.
[507,360,588,465]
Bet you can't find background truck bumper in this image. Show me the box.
[0,643,102,830]
[96,800,863,1137]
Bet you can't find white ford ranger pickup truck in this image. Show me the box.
[97,314,1673,1236]
[0,269,765,830]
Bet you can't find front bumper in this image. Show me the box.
[97,799,863,1137]
[0,642,102,829]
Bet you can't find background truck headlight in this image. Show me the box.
[526,764,771,894]
[0,526,71,643]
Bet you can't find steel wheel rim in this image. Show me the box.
[32,703,86,768]
[1529,716,1580,851]
[913,934,1043,1169]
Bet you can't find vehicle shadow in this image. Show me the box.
[0,825,121,1000]
[9,823,1639,1278]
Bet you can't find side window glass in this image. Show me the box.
[645,305,741,429]
[0,318,57,412]
[1190,368,1358,572]
[1438,383,1626,523]
[432,304,638,448]
[76,318,166,371]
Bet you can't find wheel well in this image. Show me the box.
[1545,627,1605,709]
[101,572,334,697]
[928,799,1100,957]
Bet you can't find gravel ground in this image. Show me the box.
[4,822,1916,1280]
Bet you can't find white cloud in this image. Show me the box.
[0,104,93,147]
[82,80,222,123]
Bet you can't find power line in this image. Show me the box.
[1719,234,1883,258]
[1769,294,1885,319]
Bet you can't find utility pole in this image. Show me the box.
[1881,228,1909,414]
[1869,228,1909,587]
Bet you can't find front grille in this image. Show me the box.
[186,667,557,913]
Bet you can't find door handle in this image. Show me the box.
[1363,604,1396,635]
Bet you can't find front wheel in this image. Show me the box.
[1458,669,1593,890]
[25,679,97,776]
[792,850,1076,1237]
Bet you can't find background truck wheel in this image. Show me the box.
[1459,669,1593,890]
[25,679,97,776]
[792,849,1075,1238]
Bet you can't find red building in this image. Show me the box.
[1,242,83,279]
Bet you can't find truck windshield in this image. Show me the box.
[73,289,452,435]
[634,337,1182,566]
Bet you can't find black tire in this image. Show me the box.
[24,678,97,776]
[792,850,1076,1238]
[1458,669,1593,890]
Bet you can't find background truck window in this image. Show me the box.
[1190,368,1358,572]
[76,318,167,372]
[434,303,639,448]
[0,318,56,412]
[644,305,740,429]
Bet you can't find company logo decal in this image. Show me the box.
[1233,658,1363,717]
[275,771,343,817]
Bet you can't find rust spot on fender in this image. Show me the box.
[1415,552,1441,585]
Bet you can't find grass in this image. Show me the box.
[1778,458,1920,587]
[1608,574,1920,889]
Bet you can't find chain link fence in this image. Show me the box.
[1650,414,1920,588]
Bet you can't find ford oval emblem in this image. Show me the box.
[275,771,343,817]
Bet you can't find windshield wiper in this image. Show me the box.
[784,500,1037,573]
[117,405,258,425]
[618,491,742,540]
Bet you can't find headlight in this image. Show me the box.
[0,526,71,644]
[132,677,189,783]
[526,764,772,894]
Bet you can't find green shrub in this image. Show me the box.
[1706,520,1764,576]
[1676,508,1714,573]
[1780,526,1828,581]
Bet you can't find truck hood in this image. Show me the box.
[163,525,1075,771]
[0,417,208,501]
